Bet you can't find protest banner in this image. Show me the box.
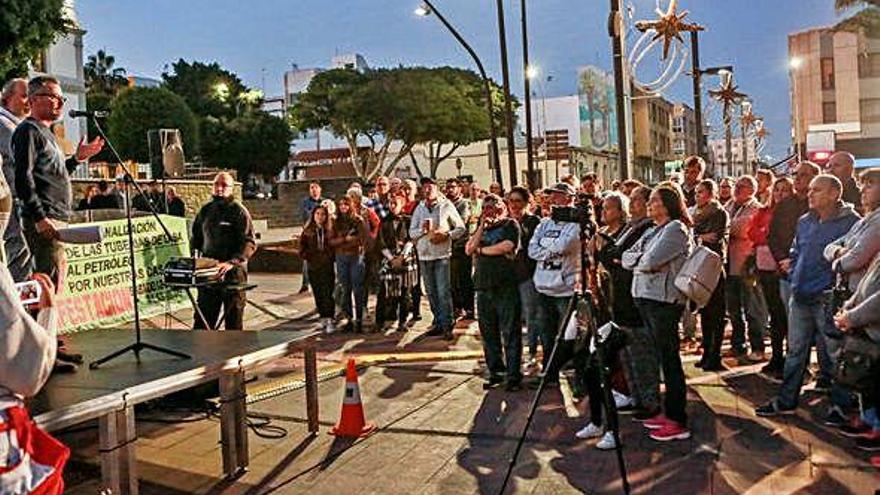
[56,215,190,334]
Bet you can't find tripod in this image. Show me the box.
[499,222,630,495]
[86,117,195,369]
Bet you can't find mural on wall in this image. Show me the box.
[577,66,617,154]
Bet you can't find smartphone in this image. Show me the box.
[15,280,41,306]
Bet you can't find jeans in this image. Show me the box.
[535,293,574,382]
[23,218,65,287]
[477,285,523,384]
[3,201,33,282]
[195,287,246,330]
[450,249,474,315]
[759,272,788,363]
[699,274,727,367]
[635,298,687,425]
[726,275,768,354]
[336,254,366,322]
[420,258,454,330]
[681,307,697,340]
[517,279,540,357]
[777,296,852,409]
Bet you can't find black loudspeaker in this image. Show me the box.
[147,129,186,179]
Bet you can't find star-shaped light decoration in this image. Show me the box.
[709,75,748,125]
[755,125,770,140]
[741,111,760,129]
[634,0,705,60]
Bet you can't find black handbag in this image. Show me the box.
[835,330,880,392]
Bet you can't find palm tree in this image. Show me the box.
[85,49,128,96]
[834,0,880,36]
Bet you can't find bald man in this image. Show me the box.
[827,152,862,211]
[757,174,860,421]
[191,172,256,330]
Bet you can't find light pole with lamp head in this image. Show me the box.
[415,1,503,186]
[789,56,803,162]
[520,0,538,190]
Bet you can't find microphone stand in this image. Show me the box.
[85,116,195,368]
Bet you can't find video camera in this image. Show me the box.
[550,192,597,237]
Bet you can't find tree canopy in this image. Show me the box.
[161,59,257,119]
[200,113,293,178]
[0,0,70,81]
[107,87,199,164]
[85,49,128,97]
[289,66,512,180]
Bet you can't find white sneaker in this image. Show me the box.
[323,318,336,334]
[596,431,618,450]
[575,422,603,439]
[612,390,634,409]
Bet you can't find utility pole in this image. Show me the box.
[724,111,733,178]
[496,0,519,186]
[520,0,537,190]
[740,103,749,175]
[609,0,632,181]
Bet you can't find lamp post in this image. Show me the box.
[700,65,734,176]
[789,56,803,162]
[609,0,633,181]
[740,99,752,174]
[520,0,537,190]
[415,1,502,185]
[495,0,519,186]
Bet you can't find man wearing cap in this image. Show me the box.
[409,177,466,340]
[528,182,582,386]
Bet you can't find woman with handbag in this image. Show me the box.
[749,177,794,375]
[623,185,693,442]
[690,179,730,371]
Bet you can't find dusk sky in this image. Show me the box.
[79,0,844,159]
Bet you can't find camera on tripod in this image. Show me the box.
[550,192,597,237]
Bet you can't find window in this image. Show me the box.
[859,54,880,78]
[821,57,835,90]
[823,101,837,124]
[861,99,880,123]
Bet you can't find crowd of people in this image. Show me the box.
[298,152,880,460]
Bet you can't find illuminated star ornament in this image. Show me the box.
[741,111,759,128]
[709,77,748,124]
[634,0,705,60]
[755,125,770,140]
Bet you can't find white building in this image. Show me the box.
[30,0,88,176]
[708,137,758,178]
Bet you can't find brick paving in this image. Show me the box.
[58,273,880,494]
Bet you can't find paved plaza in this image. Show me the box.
[57,273,879,494]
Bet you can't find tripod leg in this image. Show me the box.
[499,294,579,494]
[90,344,139,369]
[139,342,191,360]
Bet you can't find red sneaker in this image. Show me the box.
[871,455,880,468]
[649,421,692,442]
[643,414,670,430]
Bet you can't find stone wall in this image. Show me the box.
[241,178,359,228]
[71,179,241,219]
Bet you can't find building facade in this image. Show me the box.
[631,87,674,183]
[789,27,880,159]
[707,137,757,178]
[30,0,88,176]
[672,103,698,159]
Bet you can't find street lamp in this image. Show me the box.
[525,65,540,80]
[415,1,502,186]
[789,57,803,161]
[520,0,537,190]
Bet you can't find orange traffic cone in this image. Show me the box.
[330,359,376,438]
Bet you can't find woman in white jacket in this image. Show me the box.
[623,185,693,443]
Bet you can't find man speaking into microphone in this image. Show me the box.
[12,76,104,286]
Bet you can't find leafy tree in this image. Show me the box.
[0,0,71,81]
[106,87,199,163]
[161,59,257,119]
[200,113,293,178]
[85,49,128,97]
[290,66,511,180]
[835,0,880,36]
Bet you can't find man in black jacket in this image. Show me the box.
[191,172,256,330]
[826,152,862,212]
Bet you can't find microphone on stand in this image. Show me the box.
[68,109,110,119]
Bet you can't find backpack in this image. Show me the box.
[674,245,722,310]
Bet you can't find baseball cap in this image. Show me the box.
[543,182,576,196]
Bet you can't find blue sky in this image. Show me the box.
[79,0,842,159]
